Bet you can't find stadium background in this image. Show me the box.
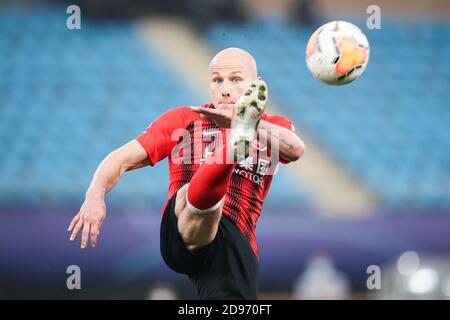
[0,0,449,299]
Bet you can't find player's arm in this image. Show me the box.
[85,140,150,198]
[67,140,149,249]
[257,119,305,162]
[68,107,188,249]
[191,107,305,162]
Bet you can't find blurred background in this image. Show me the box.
[0,0,449,299]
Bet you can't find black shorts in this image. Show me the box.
[160,191,259,300]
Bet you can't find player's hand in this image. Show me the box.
[67,197,106,249]
[191,106,233,128]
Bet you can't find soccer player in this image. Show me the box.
[67,47,305,299]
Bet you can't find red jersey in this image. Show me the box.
[136,103,295,257]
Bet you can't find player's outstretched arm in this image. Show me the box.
[257,120,305,162]
[67,140,150,249]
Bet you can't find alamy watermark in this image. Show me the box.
[147,120,282,175]
[366,265,381,290]
[66,5,81,30]
[366,5,381,30]
[66,265,81,290]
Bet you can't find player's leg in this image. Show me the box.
[175,140,234,252]
[174,79,268,252]
[174,178,226,252]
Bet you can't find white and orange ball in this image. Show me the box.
[306,21,370,85]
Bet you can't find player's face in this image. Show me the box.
[210,68,251,110]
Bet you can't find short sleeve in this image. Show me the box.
[135,107,189,166]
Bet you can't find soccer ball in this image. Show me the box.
[306,21,370,85]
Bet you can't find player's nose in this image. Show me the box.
[220,81,232,98]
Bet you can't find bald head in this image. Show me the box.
[209,47,259,110]
[209,48,258,109]
[209,47,258,78]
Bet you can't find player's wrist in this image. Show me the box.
[85,188,106,202]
